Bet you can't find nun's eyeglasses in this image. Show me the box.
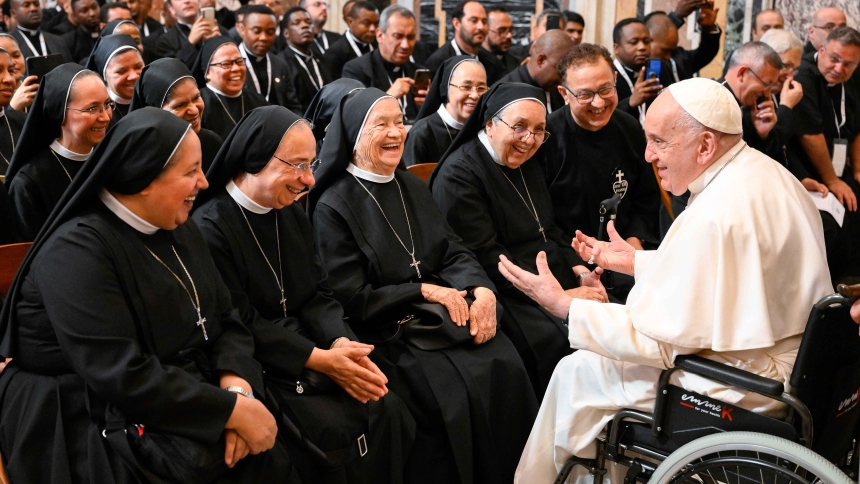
[449,83,489,94]
[274,155,321,173]
[66,100,116,115]
[563,84,617,104]
[494,117,550,143]
[209,58,246,69]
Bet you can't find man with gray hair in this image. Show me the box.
[341,4,427,120]
[501,77,832,483]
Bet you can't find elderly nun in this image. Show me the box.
[0,108,298,482]
[308,86,538,484]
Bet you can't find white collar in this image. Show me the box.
[226,179,271,214]
[50,139,91,161]
[289,45,313,60]
[108,86,131,105]
[346,162,395,183]
[177,19,196,29]
[687,139,746,203]
[99,188,160,234]
[206,83,242,98]
[16,25,39,34]
[437,105,464,130]
[477,129,504,166]
[240,42,265,62]
[346,29,368,46]
[452,39,476,57]
[0,107,5,118]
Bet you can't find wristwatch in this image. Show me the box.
[225,386,255,399]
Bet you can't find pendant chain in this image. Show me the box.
[144,244,209,340]
[50,149,73,182]
[496,165,546,242]
[238,206,287,317]
[214,92,245,126]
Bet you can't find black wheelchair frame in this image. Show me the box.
[555,291,860,484]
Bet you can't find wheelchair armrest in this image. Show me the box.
[673,354,784,397]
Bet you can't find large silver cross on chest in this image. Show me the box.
[409,254,422,278]
[196,307,208,340]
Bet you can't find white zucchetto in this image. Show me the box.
[666,78,743,135]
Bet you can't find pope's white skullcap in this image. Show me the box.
[666,78,743,135]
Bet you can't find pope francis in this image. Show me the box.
[499,77,834,483]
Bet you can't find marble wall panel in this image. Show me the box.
[775,0,860,43]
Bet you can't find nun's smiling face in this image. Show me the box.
[140,130,208,229]
[105,49,144,100]
[163,77,205,133]
[445,61,487,124]
[353,97,406,175]
[62,74,112,153]
[235,122,316,209]
[0,54,17,107]
[0,37,25,81]
[484,99,547,169]
[205,44,246,97]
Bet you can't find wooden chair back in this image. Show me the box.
[407,163,437,183]
[0,242,32,300]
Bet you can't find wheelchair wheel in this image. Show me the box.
[648,431,852,484]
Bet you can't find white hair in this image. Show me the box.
[759,28,803,55]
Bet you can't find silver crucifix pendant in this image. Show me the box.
[410,256,422,278]
[539,226,546,242]
[196,308,208,340]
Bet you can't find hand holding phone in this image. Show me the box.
[25,54,63,83]
[412,69,431,96]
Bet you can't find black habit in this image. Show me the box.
[278,45,334,114]
[156,22,229,69]
[61,26,100,64]
[199,87,267,139]
[304,78,366,155]
[485,49,520,77]
[422,40,505,86]
[0,107,25,175]
[321,33,376,79]
[10,25,72,62]
[310,88,538,484]
[0,109,297,483]
[239,44,303,114]
[341,49,425,120]
[494,64,565,113]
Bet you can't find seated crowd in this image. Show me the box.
[0,0,856,482]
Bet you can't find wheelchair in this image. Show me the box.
[555,288,860,484]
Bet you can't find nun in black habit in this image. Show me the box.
[304,78,365,155]
[428,83,609,399]
[6,64,112,241]
[309,87,538,484]
[130,57,224,173]
[85,34,145,124]
[193,105,415,484]
[403,56,486,166]
[0,108,297,483]
[192,37,268,139]
[0,47,26,176]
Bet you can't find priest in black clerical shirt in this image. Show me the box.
[157,0,226,68]
[0,108,297,482]
[0,48,25,177]
[494,30,572,114]
[309,87,538,484]
[236,5,303,113]
[8,0,73,62]
[403,56,486,166]
[299,0,341,57]
[429,82,609,398]
[645,8,721,84]
[322,0,377,79]
[341,5,426,121]
[423,0,504,86]
[538,44,660,300]
[483,6,519,77]
[60,0,101,63]
[612,18,673,125]
[192,37,268,139]
[194,106,415,483]
[278,7,332,115]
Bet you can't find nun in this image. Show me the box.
[428,82,608,399]
[304,77,365,154]
[0,48,25,175]
[193,106,415,483]
[6,64,112,241]
[0,34,37,112]
[100,19,145,55]
[308,87,538,484]
[130,58,224,172]
[192,37,268,139]
[85,34,145,123]
[0,108,297,483]
[403,56,487,167]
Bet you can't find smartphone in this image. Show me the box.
[644,58,662,81]
[412,69,431,96]
[25,54,64,82]
[201,7,215,20]
[545,14,561,30]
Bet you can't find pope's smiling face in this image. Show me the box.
[445,60,487,124]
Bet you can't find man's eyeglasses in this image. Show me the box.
[494,117,550,143]
[209,58,246,69]
[563,84,617,104]
[744,67,780,92]
[449,83,489,95]
[489,27,512,36]
[66,100,116,115]
[812,23,845,32]
[824,50,859,71]
[274,155,321,173]
[309,1,329,8]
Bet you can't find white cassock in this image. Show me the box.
[515,140,834,483]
